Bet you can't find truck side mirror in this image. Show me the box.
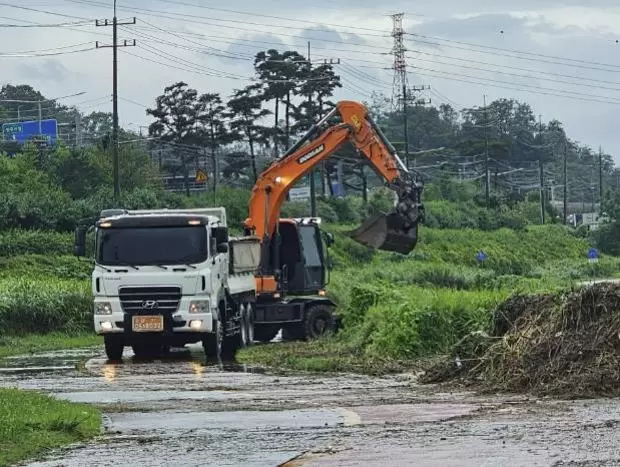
[213,226,229,244]
[74,226,87,257]
[216,242,229,254]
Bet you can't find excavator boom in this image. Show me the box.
[244,100,424,255]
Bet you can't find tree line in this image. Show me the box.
[0,47,617,211]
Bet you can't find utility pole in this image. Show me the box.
[483,94,490,207]
[308,41,317,217]
[538,114,545,224]
[599,146,603,204]
[563,139,568,225]
[539,159,545,224]
[96,1,136,202]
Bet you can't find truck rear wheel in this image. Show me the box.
[240,302,255,348]
[104,335,124,361]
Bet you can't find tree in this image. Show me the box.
[195,92,232,196]
[146,81,203,196]
[226,84,271,182]
[293,62,341,134]
[254,50,307,152]
[254,49,287,156]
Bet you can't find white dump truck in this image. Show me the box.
[74,208,260,361]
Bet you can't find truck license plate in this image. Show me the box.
[132,315,164,332]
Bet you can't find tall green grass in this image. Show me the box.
[1,224,617,367]
[0,388,101,466]
[0,277,91,335]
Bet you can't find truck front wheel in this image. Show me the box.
[104,335,124,361]
[202,317,223,360]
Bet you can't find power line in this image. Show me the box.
[407,66,620,105]
[407,32,620,70]
[0,3,89,21]
[404,54,620,93]
[0,46,94,57]
[407,36,620,74]
[64,0,390,39]
[406,49,620,88]
[0,19,91,27]
[147,0,393,34]
[63,0,391,49]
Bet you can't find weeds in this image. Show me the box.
[0,277,92,335]
[0,388,101,466]
[422,283,620,398]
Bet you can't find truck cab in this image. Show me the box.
[75,208,258,361]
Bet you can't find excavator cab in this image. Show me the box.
[269,218,330,295]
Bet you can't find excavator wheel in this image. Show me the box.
[346,212,419,255]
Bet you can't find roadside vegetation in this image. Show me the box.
[2,82,620,395]
[1,177,617,370]
[0,388,101,467]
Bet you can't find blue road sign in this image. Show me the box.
[587,247,599,260]
[331,181,345,197]
[2,119,58,145]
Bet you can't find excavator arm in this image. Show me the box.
[243,100,424,254]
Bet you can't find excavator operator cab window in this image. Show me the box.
[276,222,326,294]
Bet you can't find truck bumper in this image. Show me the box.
[93,297,214,335]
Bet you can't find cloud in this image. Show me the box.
[1,1,620,160]
[222,32,286,61]
[17,59,70,82]
[298,25,368,47]
[405,11,620,159]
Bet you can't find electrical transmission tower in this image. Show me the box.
[390,13,429,167]
[390,13,407,110]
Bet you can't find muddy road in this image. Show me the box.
[2,345,620,466]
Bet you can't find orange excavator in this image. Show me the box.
[243,100,424,342]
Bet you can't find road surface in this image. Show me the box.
[1,345,620,466]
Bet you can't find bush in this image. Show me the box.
[336,284,507,359]
[0,229,72,256]
[0,277,91,335]
[0,255,91,280]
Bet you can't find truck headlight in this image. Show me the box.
[94,302,112,315]
[189,300,209,313]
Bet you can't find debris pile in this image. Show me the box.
[421,283,620,397]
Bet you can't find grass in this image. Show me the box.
[0,224,617,376]
[0,276,92,335]
[0,388,101,467]
[0,333,102,359]
[237,338,411,375]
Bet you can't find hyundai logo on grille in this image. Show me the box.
[141,300,159,309]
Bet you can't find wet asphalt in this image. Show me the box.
[2,345,620,466]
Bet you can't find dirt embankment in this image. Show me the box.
[422,282,620,398]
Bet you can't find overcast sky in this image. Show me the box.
[2,1,620,161]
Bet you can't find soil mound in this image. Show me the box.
[421,282,620,398]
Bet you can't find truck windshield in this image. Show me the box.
[96,226,208,266]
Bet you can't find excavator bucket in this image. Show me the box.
[346,211,419,254]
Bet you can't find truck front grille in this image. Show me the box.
[118,286,181,314]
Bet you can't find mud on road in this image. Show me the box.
[2,345,620,466]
